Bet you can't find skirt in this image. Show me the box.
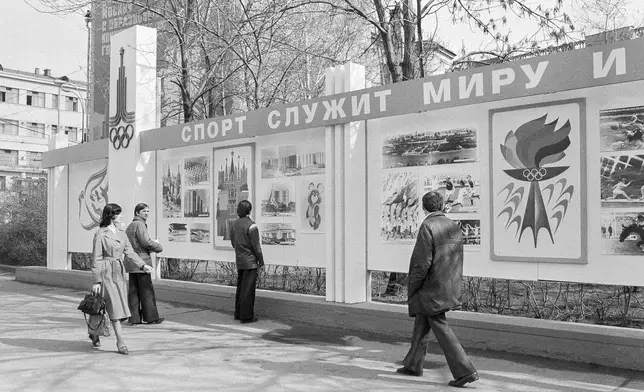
[100,258,131,321]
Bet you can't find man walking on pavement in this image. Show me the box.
[396,191,479,388]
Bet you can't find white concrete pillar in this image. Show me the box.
[107,26,157,232]
[47,134,71,270]
[324,63,367,303]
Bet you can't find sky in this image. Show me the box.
[0,0,88,80]
[0,0,642,80]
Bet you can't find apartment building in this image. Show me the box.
[0,65,86,190]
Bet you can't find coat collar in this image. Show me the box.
[425,211,445,220]
[132,216,147,225]
[97,225,124,241]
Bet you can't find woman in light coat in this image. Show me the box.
[91,203,152,355]
[125,203,164,325]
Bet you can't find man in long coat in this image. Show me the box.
[396,191,478,388]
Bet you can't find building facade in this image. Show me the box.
[0,66,86,189]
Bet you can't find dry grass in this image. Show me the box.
[70,254,644,329]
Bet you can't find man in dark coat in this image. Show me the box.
[396,191,478,388]
[230,200,265,324]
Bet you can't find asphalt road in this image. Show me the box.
[1,272,643,392]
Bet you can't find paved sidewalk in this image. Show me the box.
[1,272,643,392]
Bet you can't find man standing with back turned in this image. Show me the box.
[396,191,478,388]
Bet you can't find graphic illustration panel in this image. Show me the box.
[380,172,419,244]
[68,159,109,252]
[490,100,585,262]
[454,219,481,249]
[214,145,253,248]
[168,223,187,242]
[183,189,210,218]
[301,179,325,233]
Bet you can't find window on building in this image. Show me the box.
[19,122,45,138]
[26,151,43,169]
[0,176,6,191]
[65,126,78,142]
[51,94,59,110]
[0,119,19,136]
[0,87,18,104]
[51,124,58,134]
[0,150,18,166]
[26,91,44,107]
[65,96,79,112]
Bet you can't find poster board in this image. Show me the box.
[68,158,109,253]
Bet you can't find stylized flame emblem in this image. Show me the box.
[78,165,109,230]
[498,115,574,247]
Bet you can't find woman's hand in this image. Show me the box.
[143,265,154,274]
[92,283,101,293]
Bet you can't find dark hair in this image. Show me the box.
[422,191,443,213]
[99,203,122,227]
[237,200,252,218]
[134,202,149,216]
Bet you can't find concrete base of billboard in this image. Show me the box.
[15,266,644,372]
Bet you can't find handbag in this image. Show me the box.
[77,291,106,315]
[86,312,111,337]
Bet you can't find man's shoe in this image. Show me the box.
[396,367,423,377]
[240,317,258,324]
[147,318,164,324]
[448,372,479,387]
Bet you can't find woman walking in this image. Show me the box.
[90,203,152,354]
[125,203,164,325]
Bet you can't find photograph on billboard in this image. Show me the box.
[600,154,644,207]
[423,171,481,214]
[162,158,182,218]
[490,99,586,263]
[261,144,325,178]
[380,171,419,244]
[260,222,296,246]
[260,181,296,217]
[600,211,644,255]
[599,105,644,152]
[382,127,478,169]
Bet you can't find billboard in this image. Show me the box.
[90,0,163,141]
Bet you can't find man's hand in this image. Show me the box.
[143,265,154,274]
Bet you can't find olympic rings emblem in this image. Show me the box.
[522,168,547,181]
[109,124,134,150]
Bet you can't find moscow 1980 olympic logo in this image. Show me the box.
[109,124,134,150]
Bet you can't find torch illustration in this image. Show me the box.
[499,114,572,247]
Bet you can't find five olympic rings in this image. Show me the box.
[109,124,134,150]
[523,168,547,181]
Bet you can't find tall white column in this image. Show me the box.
[107,26,157,231]
[324,63,367,303]
[47,134,71,270]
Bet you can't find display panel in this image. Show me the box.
[490,99,586,263]
[68,159,109,253]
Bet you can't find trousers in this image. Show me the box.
[402,313,476,378]
[128,273,159,323]
[235,268,258,321]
